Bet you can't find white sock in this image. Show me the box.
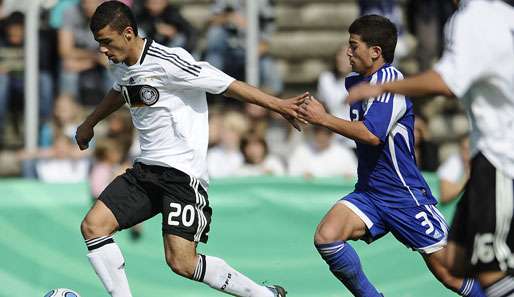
[193,255,274,297]
[85,236,133,297]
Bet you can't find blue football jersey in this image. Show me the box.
[346,64,437,208]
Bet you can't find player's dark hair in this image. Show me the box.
[349,15,397,63]
[90,1,138,36]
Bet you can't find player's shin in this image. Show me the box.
[316,240,382,297]
[193,254,275,297]
[85,236,133,297]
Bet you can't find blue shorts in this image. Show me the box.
[341,192,448,254]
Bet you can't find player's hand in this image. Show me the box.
[346,82,384,104]
[278,92,309,131]
[75,122,94,150]
[298,95,328,125]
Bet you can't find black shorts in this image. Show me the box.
[449,153,514,273]
[99,162,212,243]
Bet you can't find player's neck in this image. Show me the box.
[363,61,386,77]
[125,37,145,66]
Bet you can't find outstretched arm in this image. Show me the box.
[75,89,125,150]
[298,96,380,146]
[224,80,309,131]
[346,70,454,104]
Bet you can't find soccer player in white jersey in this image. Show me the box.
[299,15,485,297]
[346,2,514,296]
[74,2,307,297]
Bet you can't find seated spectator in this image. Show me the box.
[90,138,126,200]
[204,0,283,96]
[104,108,138,162]
[58,0,111,105]
[17,93,85,178]
[137,0,197,53]
[235,134,284,176]
[317,44,355,148]
[437,134,470,204]
[35,133,90,182]
[288,126,358,179]
[207,111,248,178]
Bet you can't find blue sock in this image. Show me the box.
[316,240,382,297]
[459,278,485,297]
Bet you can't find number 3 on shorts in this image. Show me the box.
[168,202,195,227]
[415,211,435,235]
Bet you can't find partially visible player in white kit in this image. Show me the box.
[346,1,514,296]
[75,2,307,297]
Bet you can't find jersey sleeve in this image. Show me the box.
[433,8,489,98]
[163,48,235,94]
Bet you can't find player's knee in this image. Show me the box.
[165,254,195,279]
[314,223,348,244]
[80,216,114,240]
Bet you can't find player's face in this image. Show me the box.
[347,34,376,75]
[94,25,132,64]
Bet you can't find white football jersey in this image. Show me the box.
[109,39,235,189]
[434,0,514,178]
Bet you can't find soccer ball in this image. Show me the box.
[43,288,81,297]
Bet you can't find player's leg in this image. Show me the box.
[423,248,485,297]
[161,172,284,296]
[81,198,132,297]
[81,164,160,297]
[314,193,384,297]
[383,203,484,297]
[446,154,514,297]
[163,234,283,297]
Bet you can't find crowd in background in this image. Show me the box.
[0,0,470,205]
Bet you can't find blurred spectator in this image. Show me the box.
[207,110,248,178]
[317,44,355,148]
[40,93,83,146]
[235,134,284,176]
[58,0,111,105]
[265,112,303,163]
[288,126,358,179]
[34,133,90,182]
[406,0,454,71]
[90,138,126,200]
[244,102,269,137]
[104,108,137,162]
[137,0,197,53]
[204,0,283,96]
[437,135,470,204]
[413,114,439,171]
[17,93,85,178]
[358,0,408,60]
[0,11,56,145]
[208,106,223,148]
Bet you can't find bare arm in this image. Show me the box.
[75,89,125,150]
[223,80,308,130]
[346,70,454,104]
[299,96,380,146]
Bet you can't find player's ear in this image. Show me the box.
[370,46,382,61]
[123,27,133,41]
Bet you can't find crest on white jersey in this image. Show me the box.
[140,86,159,106]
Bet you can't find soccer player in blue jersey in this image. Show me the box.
[346,2,514,296]
[298,15,484,297]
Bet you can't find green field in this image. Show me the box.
[0,176,459,296]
